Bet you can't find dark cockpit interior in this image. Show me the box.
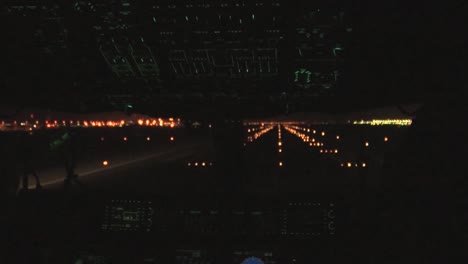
[1,1,467,263]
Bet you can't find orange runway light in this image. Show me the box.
[102,160,109,166]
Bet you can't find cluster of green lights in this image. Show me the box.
[294,69,312,83]
[49,132,69,150]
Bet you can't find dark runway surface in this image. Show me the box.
[26,124,402,197]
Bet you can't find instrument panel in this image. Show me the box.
[99,198,338,239]
[9,193,344,264]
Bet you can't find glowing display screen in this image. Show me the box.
[241,257,264,264]
[102,200,153,232]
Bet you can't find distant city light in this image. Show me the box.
[352,119,412,126]
[384,137,389,142]
[347,162,352,167]
[146,137,151,141]
[170,136,174,141]
[336,135,340,140]
[365,142,369,147]
[102,160,109,166]
[279,161,283,167]
[123,137,128,141]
